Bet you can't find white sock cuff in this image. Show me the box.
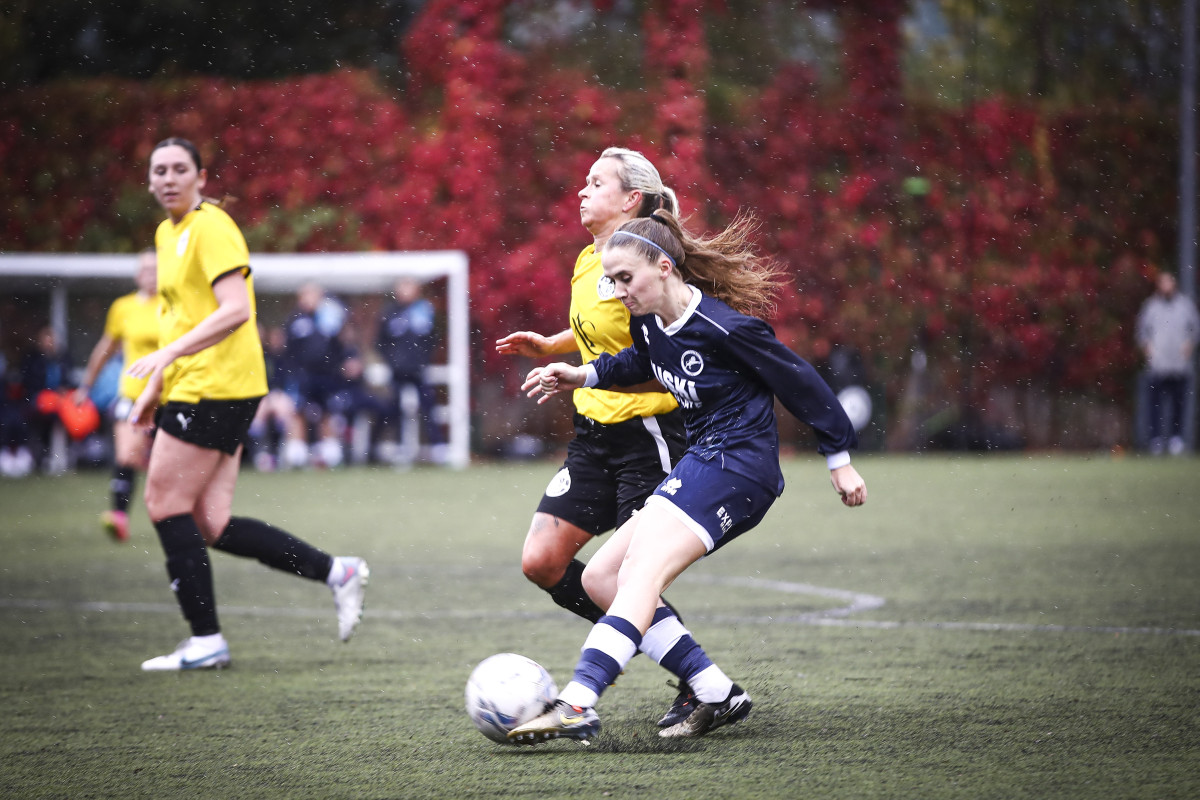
[581,620,640,665]
[640,614,688,663]
[326,557,347,587]
[191,632,226,647]
[559,681,599,709]
[689,664,734,704]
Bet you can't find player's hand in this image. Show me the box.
[830,464,867,507]
[521,363,584,404]
[128,369,164,428]
[126,347,178,380]
[496,331,550,358]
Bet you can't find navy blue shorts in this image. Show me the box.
[536,410,686,535]
[647,453,777,552]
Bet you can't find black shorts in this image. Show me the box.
[536,409,687,535]
[156,398,262,456]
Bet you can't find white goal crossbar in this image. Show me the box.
[0,251,472,469]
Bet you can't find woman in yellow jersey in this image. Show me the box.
[126,138,368,672]
[75,248,159,542]
[496,147,695,727]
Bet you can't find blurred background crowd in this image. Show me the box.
[0,278,449,477]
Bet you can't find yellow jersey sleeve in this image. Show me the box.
[154,203,268,403]
[568,245,677,423]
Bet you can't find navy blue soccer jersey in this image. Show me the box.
[585,286,856,495]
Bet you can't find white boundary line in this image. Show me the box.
[681,575,1200,636]
[3,574,1197,637]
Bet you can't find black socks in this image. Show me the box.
[545,559,684,626]
[111,464,135,512]
[154,514,219,636]
[213,516,334,582]
[154,514,335,638]
[546,559,604,623]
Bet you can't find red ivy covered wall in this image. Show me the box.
[0,0,1172,448]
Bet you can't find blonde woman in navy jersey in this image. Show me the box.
[127,137,368,671]
[509,210,867,744]
[496,148,696,726]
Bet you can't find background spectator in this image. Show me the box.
[0,330,36,478]
[281,283,349,467]
[325,340,389,466]
[247,324,307,470]
[1136,270,1199,455]
[20,326,77,474]
[376,277,443,464]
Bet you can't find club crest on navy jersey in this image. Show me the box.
[680,350,704,376]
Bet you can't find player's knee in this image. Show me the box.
[143,480,193,525]
[580,559,613,601]
[521,547,566,588]
[142,484,166,521]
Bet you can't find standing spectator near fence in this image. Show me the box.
[1136,270,1199,455]
[20,326,77,474]
[0,331,36,478]
[281,283,347,468]
[376,277,443,463]
[75,248,159,541]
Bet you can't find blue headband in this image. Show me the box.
[610,231,677,267]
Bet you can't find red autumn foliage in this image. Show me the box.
[0,0,1172,444]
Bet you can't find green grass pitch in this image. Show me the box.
[1,454,1197,799]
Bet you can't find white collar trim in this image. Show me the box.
[659,285,702,336]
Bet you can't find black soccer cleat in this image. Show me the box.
[658,683,752,738]
[657,680,697,728]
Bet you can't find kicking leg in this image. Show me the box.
[509,509,708,743]
[193,446,367,642]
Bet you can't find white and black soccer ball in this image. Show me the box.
[465,653,558,744]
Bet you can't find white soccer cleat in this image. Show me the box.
[141,634,231,672]
[507,700,602,745]
[330,557,370,642]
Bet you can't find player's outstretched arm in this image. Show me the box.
[496,329,575,358]
[830,464,867,507]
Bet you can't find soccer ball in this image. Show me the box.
[465,653,558,744]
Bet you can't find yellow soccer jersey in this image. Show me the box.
[569,245,677,424]
[104,291,160,401]
[154,202,268,403]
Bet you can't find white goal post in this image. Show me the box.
[0,251,472,469]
